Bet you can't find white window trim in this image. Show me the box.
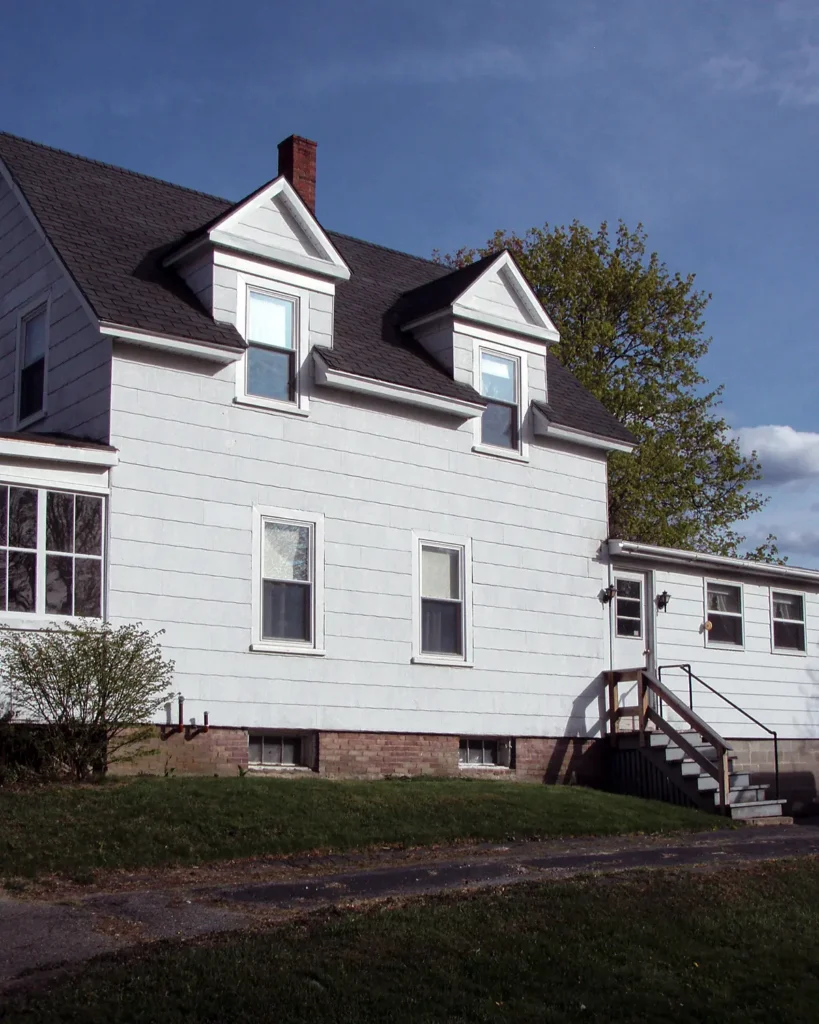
[235,273,311,416]
[472,339,529,461]
[614,573,643,640]
[703,578,745,650]
[14,295,51,430]
[250,505,325,656]
[0,485,106,626]
[770,587,808,657]
[411,531,473,667]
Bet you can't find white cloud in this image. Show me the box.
[735,424,819,485]
[704,55,763,93]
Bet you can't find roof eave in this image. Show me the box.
[608,539,819,584]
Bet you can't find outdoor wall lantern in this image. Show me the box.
[601,584,617,604]
[656,590,672,612]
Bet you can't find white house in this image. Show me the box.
[0,130,816,816]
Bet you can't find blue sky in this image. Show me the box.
[2,0,818,562]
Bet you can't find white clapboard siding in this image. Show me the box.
[108,340,610,737]
[651,565,819,739]
[0,177,111,439]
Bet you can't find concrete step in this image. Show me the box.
[713,785,769,806]
[649,731,704,749]
[729,799,787,820]
[696,772,751,792]
[678,755,737,776]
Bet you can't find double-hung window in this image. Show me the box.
[252,507,324,654]
[771,590,806,653]
[18,305,48,425]
[414,537,472,664]
[245,290,297,403]
[479,350,519,450]
[0,484,104,618]
[705,581,743,646]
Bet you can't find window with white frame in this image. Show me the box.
[419,542,466,658]
[458,737,513,767]
[248,734,303,767]
[615,577,642,638]
[253,508,324,653]
[706,581,743,646]
[244,290,298,404]
[0,484,104,617]
[18,305,48,424]
[479,349,519,450]
[772,591,806,652]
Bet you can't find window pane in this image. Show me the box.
[421,546,460,600]
[46,492,74,553]
[707,584,741,615]
[23,309,47,364]
[481,402,516,449]
[9,488,37,549]
[75,496,103,556]
[616,598,641,619]
[247,293,294,349]
[480,352,516,403]
[616,579,641,600]
[468,743,482,764]
[482,741,498,765]
[262,580,311,641]
[46,555,73,615]
[773,592,803,622]
[458,738,469,763]
[421,598,463,655]
[0,486,7,547]
[7,551,36,612]
[616,617,641,638]
[0,551,6,611]
[74,559,102,617]
[281,738,300,765]
[262,737,282,765]
[247,345,293,402]
[19,359,45,421]
[774,620,805,651]
[248,736,263,763]
[264,522,310,581]
[709,613,743,645]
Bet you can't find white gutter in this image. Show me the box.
[0,436,118,468]
[608,538,819,584]
[100,323,244,364]
[314,354,484,419]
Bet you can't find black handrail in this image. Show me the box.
[657,663,779,801]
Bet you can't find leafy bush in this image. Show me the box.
[0,622,174,780]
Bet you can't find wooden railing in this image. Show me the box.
[606,667,732,815]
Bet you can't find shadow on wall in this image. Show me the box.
[542,674,609,786]
[753,771,818,818]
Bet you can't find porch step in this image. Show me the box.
[678,755,737,775]
[714,785,770,806]
[729,799,788,820]
[697,772,750,791]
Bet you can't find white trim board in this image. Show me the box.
[531,404,635,453]
[0,435,117,468]
[609,539,819,585]
[314,353,484,419]
[100,323,244,364]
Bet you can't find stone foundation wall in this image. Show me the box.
[728,737,819,816]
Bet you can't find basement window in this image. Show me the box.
[248,733,316,768]
[771,590,806,653]
[458,738,513,768]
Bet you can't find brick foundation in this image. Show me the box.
[110,726,609,786]
[728,737,819,816]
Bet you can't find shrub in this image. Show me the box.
[0,622,174,780]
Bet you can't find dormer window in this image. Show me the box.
[479,350,519,450]
[246,291,297,403]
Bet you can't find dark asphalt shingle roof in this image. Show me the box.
[0,131,633,442]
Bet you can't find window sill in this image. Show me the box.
[234,396,309,417]
[472,443,528,463]
[458,763,511,771]
[16,410,47,431]
[0,613,102,631]
[246,764,314,773]
[411,655,474,668]
[249,643,326,656]
[771,646,807,657]
[704,640,745,651]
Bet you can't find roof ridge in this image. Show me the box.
[327,230,448,270]
[0,130,232,207]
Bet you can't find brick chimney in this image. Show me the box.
[277,135,317,215]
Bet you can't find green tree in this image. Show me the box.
[441,221,779,560]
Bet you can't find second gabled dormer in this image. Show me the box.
[164,136,349,415]
[396,252,560,460]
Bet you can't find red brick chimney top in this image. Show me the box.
[277,135,317,215]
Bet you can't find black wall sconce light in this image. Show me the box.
[601,584,617,604]
[656,590,672,612]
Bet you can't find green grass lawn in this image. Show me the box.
[4,860,818,1023]
[0,776,722,879]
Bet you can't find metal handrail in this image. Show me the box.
[657,663,779,801]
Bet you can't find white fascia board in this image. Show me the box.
[450,303,559,344]
[213,250,336,295]
[209,229,350,281]
[0,436,118,468]
[0,158,99,326]
[100,323,243,364]
[532,405,634,453]
[208,177,350,281]
[608,538,819,585]
[453,320,552,357]
[314,354,483,419]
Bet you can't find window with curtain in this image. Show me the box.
[18,306,47,423]
[262,519,313,643]
[420,544,464,656]
[245,290,297,403]
[706,581,743,645]
[772,591,806,652]
[479,350,519,449]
